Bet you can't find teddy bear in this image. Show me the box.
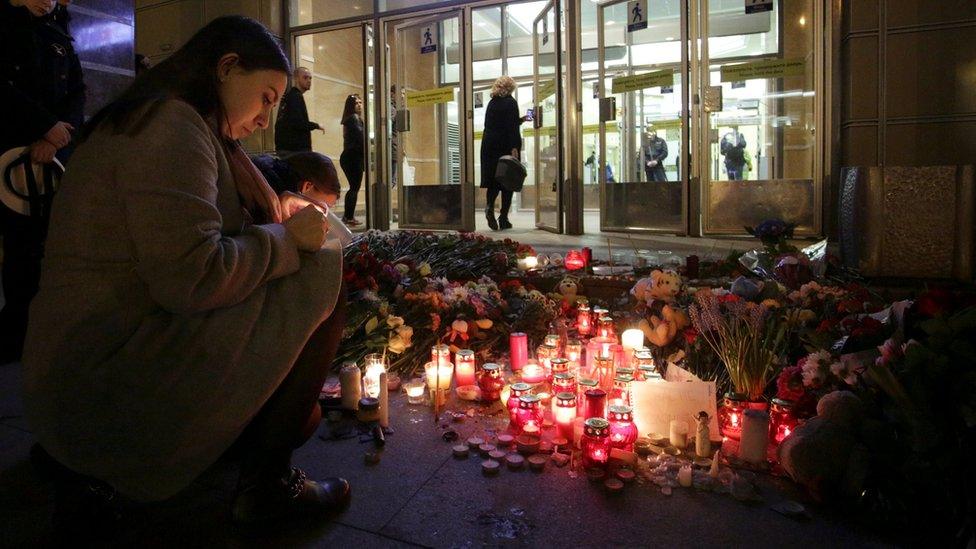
[631,269,682,310]
[550,276,583,310]
[638,304,690,348]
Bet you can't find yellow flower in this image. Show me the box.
[396,325,413,343]
[418,262,432,277]
[452,319,469,333]
[475,319,493,330]
[761,298,781,309]
[387,315,405,328]
[388,335,407,354]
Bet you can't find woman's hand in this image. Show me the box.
[280,191,325,220]
[510,148,520,160]
[284,204,330,252]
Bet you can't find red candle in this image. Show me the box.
[509,332,528,372]
[553,392,577,440]
[769,398,798,446]
[478,363,505,402]
[582,388,607,420]
[454,349,477,387]
[595,356,615,394]
[581,247,592,267]
[552,372,576,395]
[564,250,586,271]
[608,405,638,451]
[507,382,531,425]
[719,393,747,440]
[610,373,633,407]
[576,305,592,337]
[516,394,544,435]
[582,418,611,469]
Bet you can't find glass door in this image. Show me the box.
[596,0,688,234]
[394,11,472,231]
[532,1,561,233]
[292,23,374,228]
[698,0,822,235]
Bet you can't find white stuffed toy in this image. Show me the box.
[631,269,682,307]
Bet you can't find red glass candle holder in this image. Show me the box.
[768,398,798,447]
[582,388,607,420]
[552,372,576,395]
[718,393,747,440]
[431,344,451,368]
[610,374,633,407]
[608,405,638,451]
[597,316,616,340]
[577,377,598,408]
[576,305,592,337]
[565,250,585,271]
[550,357,570,377]
[516,394,544,435]
[582,418,611,469]
[565,339,582,369]
[536,343,558,380]
[595,356,615,393]
[507,382,531,426]
[478,363,504,403]
[454,349,477,387]
[553,392,577,440]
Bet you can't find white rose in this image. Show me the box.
[387,315,405,328]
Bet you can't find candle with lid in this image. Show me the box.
[565,339,582,371]
[595,356,615,394]
[577,378,598,412]
[536,343,558,380]
[543,333,562,355]
[431,344,451,368]
[553,392,578,440]
[552,372,576,396]
[582,418,612,469]
[608,405,638,451]
[454,349,477,387]
[478,363,504,402]
[509,332,528,372]
[769,398,798,448]
[516,394,544,435]
[576,305,593,337]
[596,316,616,341]
[507,382,532,426]
[610,374,634,407]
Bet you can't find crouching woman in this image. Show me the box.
[23,16,350,534]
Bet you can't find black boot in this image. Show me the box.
[485,208,498,231]
[498,215,512,230]
[232,467,351,528]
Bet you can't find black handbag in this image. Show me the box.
[494,155,527,192]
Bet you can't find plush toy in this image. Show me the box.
[638,304,691,348]
[550,276,583,309]
[631,269,683,308]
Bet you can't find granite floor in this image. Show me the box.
[0,359,892,548]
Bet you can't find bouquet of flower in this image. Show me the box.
[689,290,789,400]
[745,219,798,256]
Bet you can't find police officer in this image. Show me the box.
[637,127,668,182]
[0,0,86,362]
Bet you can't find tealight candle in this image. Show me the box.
[509,332,528,372]
[404,379,426,404]
[678,464,693,487]
[454,349,477,387]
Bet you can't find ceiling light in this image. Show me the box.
[665,36,674,41]
[606,20,615,25]
[798,16,806,26]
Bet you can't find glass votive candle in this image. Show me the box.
[454,349,477,387]
[595,355,615,393]
[577,377,598,408]
[424,360,454,407]
[509,332,528,371]
[404,379,426,405]
[553,392,578,440]
[552,372,576,395]
[431,344,451,368]
[516,394,544,435]
[596,316,616,341]
[635,351,655,379]
[477,363,504,402]
[608,405,638,451]
[536,343,558,378]
[584,336,615,376]
[565,339,582,369]
[576,305,592,336]
[550,357,570,377]
[610,373,633,407]
[520,361,546,384]
[669,419,689,449]
[582,418,611,469]
[507,382,532,425]
[769,398,798,448]
[362,353,387,399]
[621,328,644,357]
[544,333,562,354]
[582,388,607,420]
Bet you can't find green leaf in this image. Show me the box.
[365,316,379,334]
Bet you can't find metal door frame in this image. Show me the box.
[531,0,563,233]
[391,9,474,232]
[596,0,690,235]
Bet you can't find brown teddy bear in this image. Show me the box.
[638,304,690,348]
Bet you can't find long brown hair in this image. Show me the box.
[341,94,360,124]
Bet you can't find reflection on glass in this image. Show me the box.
[289,0,372,27]
[534,4,559,230]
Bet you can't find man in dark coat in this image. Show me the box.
[637,128,668,182]
[720,130,747,181]
[274,67,321,154]
[0,0,86,363]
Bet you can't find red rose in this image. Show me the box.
[915,288,953,318]
[682,327,698,344]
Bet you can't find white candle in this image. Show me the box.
[404,379,426,404]
[379,372,389,428]
[363,353,386,398]
[739,409,770,464]
[517,256,539,270]
[340,362,361,410]
[678,464,692,487]
[424,360,454,407]
[621,329,644,355]
[521,362,546,384]
[669,419,689,449]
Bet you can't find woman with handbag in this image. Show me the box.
[480,76,525,231]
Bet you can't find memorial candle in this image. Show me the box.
[431,344,451,368]
[516,394,544,435]
[584,336,614,377]
[739,409,770,465]
[454,349,477,387]
[478,363,505,402]
[576,305,592,337]
[583,388,607,420]
[595,356,615,393]
[769,398,798,448]
[565,339,582,371]
[596,316,616,341]
[424,360,453,407]
[509,332,528,372]
[521,361,546,384]
[582,418,611,469]
[552,372,576,396]
[608,405,638,451]
[550,357,570,377]
[553,392,578,440]
[621,329,644,358]
[536,344,557,379]
[507,382,532,425]
[363,353,387,399]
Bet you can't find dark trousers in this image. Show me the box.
[234,283,348,482]
[644,166,667,182]
[339,152,363,222]
[0,207,46,363]
[485,187,513,218]
[726,163,744,181]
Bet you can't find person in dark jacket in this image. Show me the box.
[480,75,524,231]
[637,127,668,182]
[720,130,747,181]
[339,94,365,226]
[274,66,321,154]
[0,0,85,363]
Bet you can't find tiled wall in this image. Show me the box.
[840,0,976,167]
[68,0,136,120]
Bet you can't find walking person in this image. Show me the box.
[22,16,350,539]
[720,129,747,181]
[0,0,86,363]
[339,94,365,226]
[274,66,321,154]
[480,76,524,231]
